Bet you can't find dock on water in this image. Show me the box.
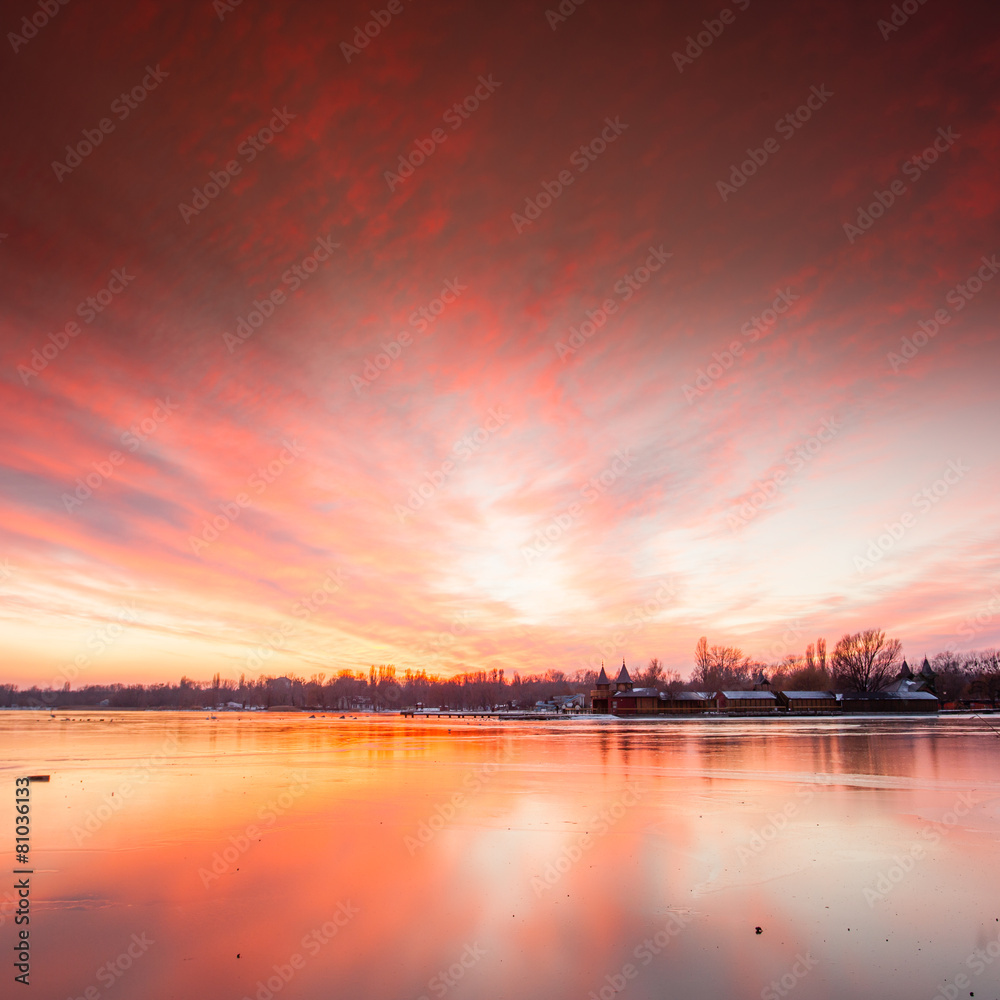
[399,710,567,720]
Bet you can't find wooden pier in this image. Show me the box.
[399,710,567,720]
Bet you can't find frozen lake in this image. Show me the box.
[3,711,999,999]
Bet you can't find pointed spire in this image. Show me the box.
[596,665,609,685]
[616,660,631,683]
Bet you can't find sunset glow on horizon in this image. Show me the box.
[2,1,999,688]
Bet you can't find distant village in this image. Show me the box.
[585,658,941,716]
[580,629,1000,716]
[2,629,998,715]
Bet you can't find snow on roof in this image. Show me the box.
[839,690,938,700]
[720,690,777,699]
[781,690,836,699]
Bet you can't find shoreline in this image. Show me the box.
[2,707,996,721]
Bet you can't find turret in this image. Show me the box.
[615,659,632,693]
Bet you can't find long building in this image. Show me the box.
[589,661,939,715]
[717,690,778,713]
[776,691,838,713]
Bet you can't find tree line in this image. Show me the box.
[1,666,585,712]
[2,629,998,710]
[690,629,1000,703]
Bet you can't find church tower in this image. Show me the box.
[615,659,633,693]
[591,663,611,714]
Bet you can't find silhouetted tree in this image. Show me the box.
[966,649,1000,707]
[636,658,664,687]
[831,629,901,692]
[692,639,752,690]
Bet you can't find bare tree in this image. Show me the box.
[929,651,964,703]
[787,659,832,690]
[804,644,815,670]
[636,657,664,687]
[695,637,711,674]
[967,649,1000,707]
[661,668,683,695]
[692,639,751,690]
[831,629,902,692]
[816,638,827,671]
[767,661,790,691]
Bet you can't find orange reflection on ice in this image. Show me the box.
[3,712,999,1000]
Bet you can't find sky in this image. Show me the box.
[1,0,998,688]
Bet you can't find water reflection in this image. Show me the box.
[1,712,998,999]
